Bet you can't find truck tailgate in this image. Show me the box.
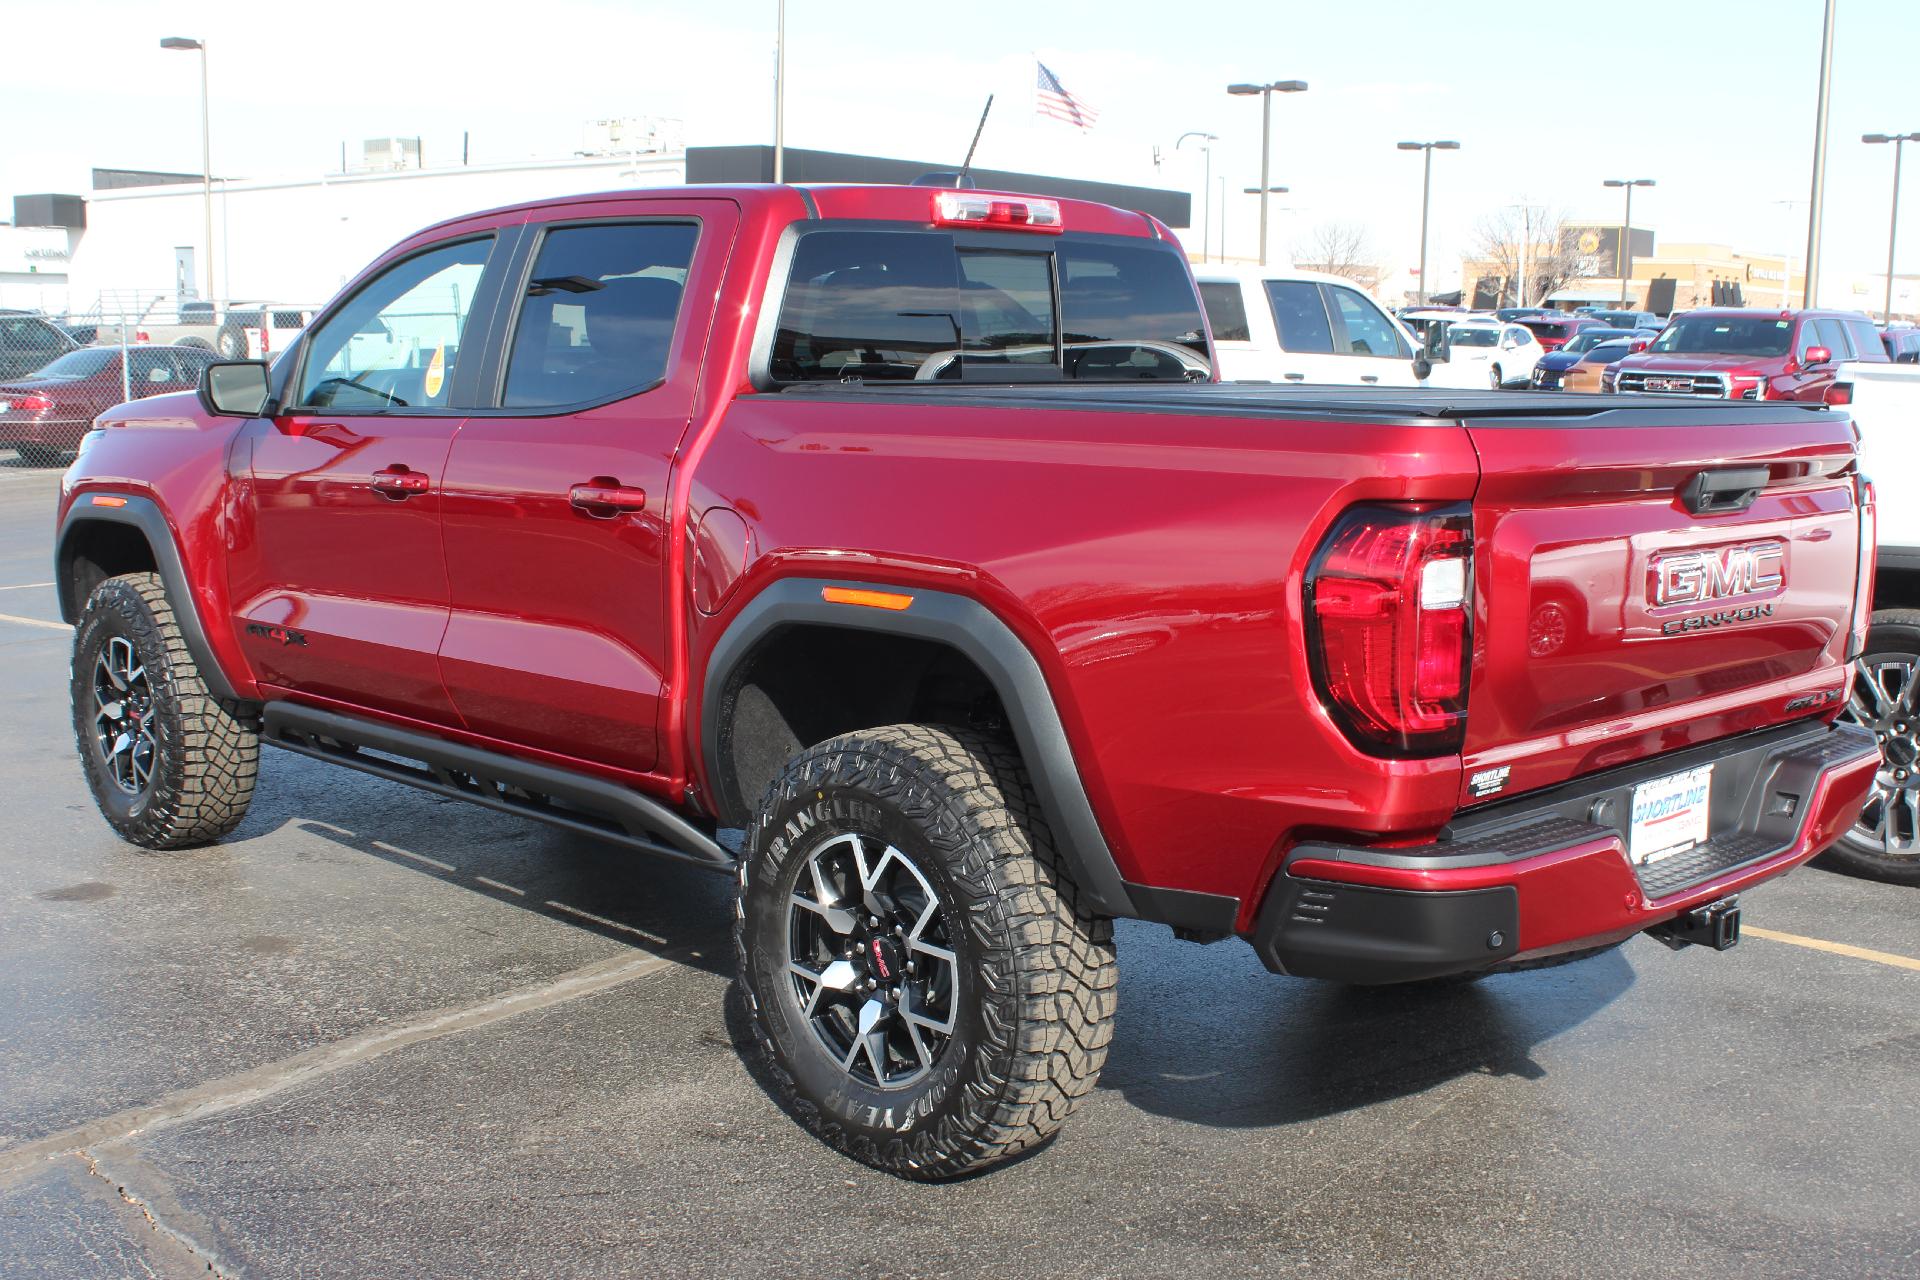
[1460,407,1862,804]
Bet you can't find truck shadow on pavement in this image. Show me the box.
[1093,922,1637,1130]
[290,810,739,979]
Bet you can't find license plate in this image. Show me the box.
[0,401,9,414]
[1629,765,1713,864]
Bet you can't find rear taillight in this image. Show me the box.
[14,393,53,415]
[1305,503,1473,756]
[1852,477,1877,660]
[931,190,1064,233]
[1825,381,1853,405]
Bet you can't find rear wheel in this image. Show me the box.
[1833,610,1920,885]
[16,445,63,467]
[71,572,258,848]
[735,724,1116,1180]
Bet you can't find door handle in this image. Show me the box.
[370,466,430,498]
[569,481,648,517]
[1283,371,1307,381]
[1360,374,1381,384]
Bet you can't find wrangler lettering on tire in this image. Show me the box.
[734,725,1117,1180]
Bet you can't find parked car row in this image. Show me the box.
[0,343,217,464]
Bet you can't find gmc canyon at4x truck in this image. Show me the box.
[56,184,1880,1179]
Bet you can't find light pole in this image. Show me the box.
[1602,178,1655,306]
[1244,185,1290,264]
[1864,133,1919,323]
[1176,132,1217,261]
[773,0,786,182]
[1805,0,1837,307]
[1227,79,1307,266]
[160,37,214,302]
[1398,141,1459,307]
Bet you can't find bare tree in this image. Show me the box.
[1470,204,1580,307]
[1294,221,1383,287]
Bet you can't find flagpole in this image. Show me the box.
[773,0,786,182]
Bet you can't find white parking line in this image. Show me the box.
[0,612,66,632]
[0,581,53,591]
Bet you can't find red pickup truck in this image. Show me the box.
[55,184,1880,1180]
[1607,306,1888,401]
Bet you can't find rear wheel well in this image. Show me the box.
[59,520,158,622]
[713,624,1008,824]
[1874,564,1920,616]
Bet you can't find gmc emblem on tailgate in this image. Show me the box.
[1649,541,1785,623]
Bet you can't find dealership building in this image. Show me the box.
[3,138,1189,321]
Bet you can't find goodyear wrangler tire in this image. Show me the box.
[735,724,1117,1180]
[71,572,258,848]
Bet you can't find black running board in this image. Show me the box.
[261,703,734,872]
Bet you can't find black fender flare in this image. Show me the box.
[55,494,243,702]
[701,577,1146,920]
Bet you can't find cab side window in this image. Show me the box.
[1328,286,1408,358]
[1198,283,1252,343]
[501,222,699,409]
[1263,281,1334,354]
[295,237,493,411]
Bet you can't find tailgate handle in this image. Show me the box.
[1680,466,1768,516]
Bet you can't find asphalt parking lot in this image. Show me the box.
[0,460,1915,1279]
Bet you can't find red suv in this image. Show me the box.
[1607,308,1886,401]
[1519,314,1609,351]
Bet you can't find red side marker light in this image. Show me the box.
[822,586,914,611]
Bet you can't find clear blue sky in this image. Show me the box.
[4,0,1917,282]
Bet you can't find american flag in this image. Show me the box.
[1035,61,1098,131]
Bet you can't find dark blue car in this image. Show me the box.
[1530,327,1652,389]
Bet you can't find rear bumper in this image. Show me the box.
[1250,720,1879,984]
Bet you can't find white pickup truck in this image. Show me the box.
[1832,358,1920,885]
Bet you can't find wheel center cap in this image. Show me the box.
[1888,736,1918,767]
[866,936,903,984]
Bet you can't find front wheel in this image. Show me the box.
[735,725,1117,1180]
[1488,364,1504,389]
[71,572,259,848]
[1833,610,1920,885]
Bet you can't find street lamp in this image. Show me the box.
[1602,178,1655,306]
[1398,141,1459,306]
[1244,184,1290,259]
[1227,79,1307,266]
[1864,132,1920,323]
[160,37,214,303]
[1176,132,1217,262]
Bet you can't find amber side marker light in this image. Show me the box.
[821,586,914,611]
[89,496,128,508]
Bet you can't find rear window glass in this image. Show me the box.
[1844,318,1888,363]
[27,348,115,380]
[768,229,1208,382]
[1263,281,1333,354]
[1198,282,1251,342]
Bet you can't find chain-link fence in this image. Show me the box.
[0,296,316,467]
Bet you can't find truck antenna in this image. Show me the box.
[957,95,994,188]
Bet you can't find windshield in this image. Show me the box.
[1563,328,1633,353]
[26,348,115,380]
[1582,342,1631,364]
[1449,326,1499,347]
[1651,315,1792,356]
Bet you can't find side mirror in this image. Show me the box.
[199,361,272,417]
[1806,345,1832,366]
[1412,354,1433,381]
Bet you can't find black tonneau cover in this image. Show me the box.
[775,380,1841,426]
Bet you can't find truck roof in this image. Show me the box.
[407,183,1168,243]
